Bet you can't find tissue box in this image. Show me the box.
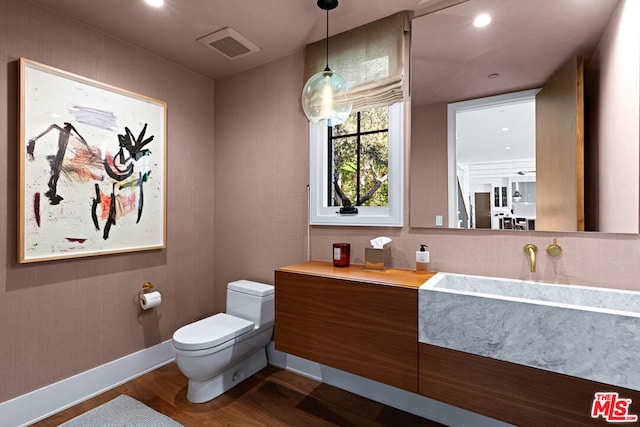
[365,248,387,270]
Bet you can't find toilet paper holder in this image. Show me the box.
[138,281,154,301]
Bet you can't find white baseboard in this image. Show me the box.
[266,342,514,427]
[0,340,175,427]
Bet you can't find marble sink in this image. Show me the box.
[419,272,640,391]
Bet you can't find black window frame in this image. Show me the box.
[327,110,389,207]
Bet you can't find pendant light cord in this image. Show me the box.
[324,8,330,71]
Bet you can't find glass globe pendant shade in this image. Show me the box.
[302,68,352,126]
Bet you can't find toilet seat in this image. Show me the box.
[173,313,255,351]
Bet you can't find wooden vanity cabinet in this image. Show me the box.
[276,262,640,425]
[420,343,640,426]
[275,261,429,393]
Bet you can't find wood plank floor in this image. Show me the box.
[32,362,445,426]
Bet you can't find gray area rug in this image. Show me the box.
[58,394,183,427]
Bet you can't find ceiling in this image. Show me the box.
[410,0,620,167]
[28,0,621,168]
[29,0,445,80]
[457,97,536,164]
[29,0,620,93]
[411,0,620,107]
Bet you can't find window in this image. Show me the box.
[309,102,403,226]
[330,106,389,210]
[304,14,407,226]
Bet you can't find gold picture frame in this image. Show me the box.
[18,58,167,263]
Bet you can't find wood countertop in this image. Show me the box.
[276,260,435,289]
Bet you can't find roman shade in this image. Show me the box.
[304,12,408,113]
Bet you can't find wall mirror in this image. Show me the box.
[409,0,639,233]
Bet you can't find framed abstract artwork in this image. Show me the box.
[18,58,167,263]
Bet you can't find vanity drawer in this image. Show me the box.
[419,343,640,426]
[275,269,418,392]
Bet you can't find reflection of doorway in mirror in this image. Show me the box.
[474,192,491,229]
[448,89,539,229]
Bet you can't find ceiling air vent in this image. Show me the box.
[197,27,260,60]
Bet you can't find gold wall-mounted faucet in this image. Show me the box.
[524,243,538,272]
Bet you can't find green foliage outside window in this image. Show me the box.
[330,106,389,207]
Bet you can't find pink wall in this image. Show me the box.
[590,0,640,233]
[309,227,640,289]
[213,53,310,309]
[409,103,449,227]
[0,0,215,402]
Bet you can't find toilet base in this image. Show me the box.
[186,348,267,403]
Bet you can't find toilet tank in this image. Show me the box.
[226,280,274,328]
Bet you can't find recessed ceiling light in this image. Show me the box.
[487,73,500,79]
[502,127,509,132]
[505,146,511,151]
[145,0,164,7]
[474,13,492,28]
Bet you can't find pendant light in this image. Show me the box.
[512,190,522,202]
[513,180,522,202]
[301,0,352,126]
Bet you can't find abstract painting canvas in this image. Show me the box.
[19,58,167,263]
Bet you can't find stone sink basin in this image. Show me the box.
[418,272,640,391]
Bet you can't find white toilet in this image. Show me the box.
[172,280,275,403]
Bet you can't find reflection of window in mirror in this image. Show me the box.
[447,90,538,230]
[309,102,404,226]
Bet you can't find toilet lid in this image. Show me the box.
[228,280,274,296]
[172,313,255,351]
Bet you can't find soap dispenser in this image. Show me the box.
[416,244,430,273]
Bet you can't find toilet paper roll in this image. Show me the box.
[139,291,161,310]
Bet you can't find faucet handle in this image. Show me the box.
[546,237,562,257]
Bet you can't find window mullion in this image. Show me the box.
[327,126,333,206]
[356,111,361,205]
[334,129,388,138]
